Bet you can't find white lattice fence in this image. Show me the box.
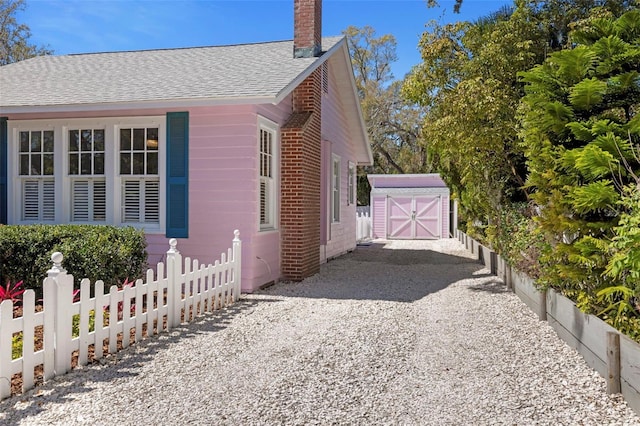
[0,231,241,400]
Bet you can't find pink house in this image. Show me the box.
[0,0,373,292]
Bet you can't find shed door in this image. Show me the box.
[387,195,441,239]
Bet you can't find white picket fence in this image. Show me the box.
[356,212,372,242]
[0,231,242,400]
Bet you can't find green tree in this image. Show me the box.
[403,2,543,234]
[518,10,640,301]
[403,0,633,245]
[344,26,427,204]
[0,0,52,65]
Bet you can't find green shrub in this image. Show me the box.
[0,225,147,294]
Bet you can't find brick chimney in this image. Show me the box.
[293,0,322,58]
[280,0,323,281]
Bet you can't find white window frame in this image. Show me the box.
[8,117,166,232]
[16,128,56,222]
[118,125,162,227]
[348,161,355,206]
[331,154,340,223]
[258,116,279,231]
[68,128,107,223]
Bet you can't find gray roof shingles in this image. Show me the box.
[0,36,343,108]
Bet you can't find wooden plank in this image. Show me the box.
[21,291,36,392]
[622,380,640,417]
[135,278,145,342]
[547,315,607,376]
[0,300,12,399]
[108,285,119,354]
[122,285,135,349]
[513,271,542,315]
[93,280,106,360]
[607,332,621,394]
[78,279,91,366]
[621,334,640,412]
[548,290,618,368]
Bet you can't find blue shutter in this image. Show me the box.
[166,112,189,238]
[0,117,7,224]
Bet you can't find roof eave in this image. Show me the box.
[272,38,372,166]
[0,95,280,115]
[273,37,345,105]
[336,41,373,166]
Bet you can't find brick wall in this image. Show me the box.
[293,0,322,58]
[281,68,322,280]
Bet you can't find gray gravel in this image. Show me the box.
[1,239,639,425]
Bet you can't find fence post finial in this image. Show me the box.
[48,252,66,278]
[166,238,182,328]
[168,238,179,254]
[232,230,241,301]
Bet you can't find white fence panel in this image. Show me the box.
[356,212,372,242]
[0,231,242,401]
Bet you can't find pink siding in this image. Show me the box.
[156,101,293,292]
[8,59,368,287]
[369,174,447,189]
[320,56,358,261]
[442,194,450,238]
[371,196,387,239]
[10,101,294,292]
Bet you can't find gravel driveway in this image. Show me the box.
[1,239,639,425]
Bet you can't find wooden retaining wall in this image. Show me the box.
[456,230,640,416]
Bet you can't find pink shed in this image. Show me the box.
[368,174,452,240]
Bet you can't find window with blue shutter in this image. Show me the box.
[166,112,189,238]
[0,117,7,224]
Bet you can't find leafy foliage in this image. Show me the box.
[519,10,640,300]
[0,279,24,304]
[344,26,428,204]
[0,225,148,294]
[0,0,52,65]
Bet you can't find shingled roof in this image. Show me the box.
[0,36,344,110]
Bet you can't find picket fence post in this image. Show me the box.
[166,239,183,328]
[232,230,242,301]
[46,252,74,376]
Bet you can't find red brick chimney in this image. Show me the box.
[293,0,322,58]
[280,0,323,281]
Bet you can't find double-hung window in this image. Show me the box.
[10,117,165,230]
[19,130,55,221]
[69,129,106,222]
[332,154,340,223]
[119,127,160,224]
[258,117,278,230]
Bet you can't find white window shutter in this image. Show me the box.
[43,181,55,221]
[93,180,106,221]
[123,180,141,222]
[23,181,39,221]
[72,180,90,221]
[144,180,160,223]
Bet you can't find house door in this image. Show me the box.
[387,195,441,239]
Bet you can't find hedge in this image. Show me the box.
[0,224,147,294]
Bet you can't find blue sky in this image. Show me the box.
[20,0,513,79]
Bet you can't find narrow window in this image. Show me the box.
[348,161,355,206]
[19,130,55,221]
[332,154,340,223]
[119,127,160,224]
[259,119,278,230]
[69,129,106,222]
